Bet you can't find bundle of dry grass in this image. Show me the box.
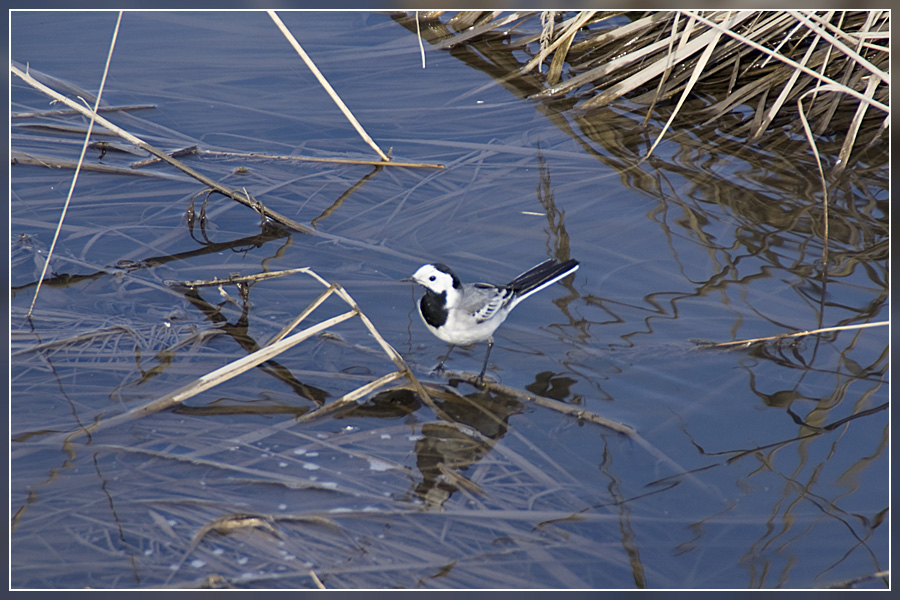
[402,10,889,174]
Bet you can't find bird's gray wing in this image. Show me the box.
[466,284,513,323]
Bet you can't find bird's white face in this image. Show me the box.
[411,264,458,295]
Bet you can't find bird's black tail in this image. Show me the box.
[507,258,579,301]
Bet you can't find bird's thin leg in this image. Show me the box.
[477,337,494,384]
[435,345,455,373]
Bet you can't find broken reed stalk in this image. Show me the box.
[10,63,313,235]
[267,282,341,346]
[295,371,407,423]
[25,11,122,318]
[168,512,336,587]
[524,11,596,75]
[415,11,426,68]
[288,268,447,419]
[267,10,391,163]
[432,10,528,50]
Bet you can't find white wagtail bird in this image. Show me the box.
[408,258,579,382]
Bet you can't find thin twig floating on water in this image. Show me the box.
[463,376,636,435]
[130,145,199,168]
[447,374,720,498]
[199,149,444,169]
[176,267,312,289]
[11,151,188,180]
[699,321,888,349]
[11,104,156,118]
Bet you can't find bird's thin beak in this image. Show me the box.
[401,277,416,283]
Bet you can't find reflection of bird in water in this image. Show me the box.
[412,387,523,507]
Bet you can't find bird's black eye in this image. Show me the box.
[429,275,436,281]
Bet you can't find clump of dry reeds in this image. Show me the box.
[405,10,889,174]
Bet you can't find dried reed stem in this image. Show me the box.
[268,11,391,162]
[797,88,830,265]
[643,11,740,158]
[26,12,122,318]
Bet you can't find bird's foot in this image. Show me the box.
[475,371,492,388]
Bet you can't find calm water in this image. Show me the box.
[11,11,889,589]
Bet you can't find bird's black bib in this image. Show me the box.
[419,289,448,328]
